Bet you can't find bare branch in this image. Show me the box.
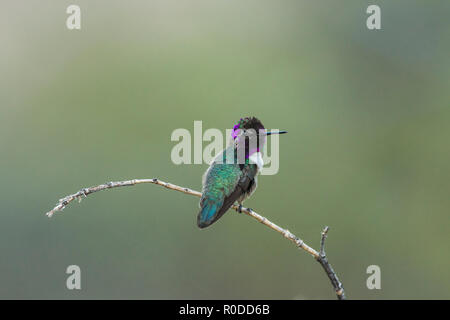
[316,226,346,300]
[320,226,329,256]
[46,178,346,299]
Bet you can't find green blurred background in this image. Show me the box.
[1,0,449,299]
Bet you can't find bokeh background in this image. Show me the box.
[1,0,449,299]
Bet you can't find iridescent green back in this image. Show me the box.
[198,146,257,228]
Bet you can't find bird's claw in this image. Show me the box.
[237,204,253,214]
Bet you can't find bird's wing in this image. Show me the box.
[198,159,259,228]
[198,162,243,228]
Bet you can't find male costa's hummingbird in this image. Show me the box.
[197,117,287,228]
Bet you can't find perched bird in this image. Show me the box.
[197,117,287,228]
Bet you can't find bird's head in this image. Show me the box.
[231,117,287,157]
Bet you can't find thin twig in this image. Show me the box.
[46,178,346,299]
[320,226,329,256]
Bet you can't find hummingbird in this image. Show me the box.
[197,117,287,228]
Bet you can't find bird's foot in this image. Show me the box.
[237,204,253,214]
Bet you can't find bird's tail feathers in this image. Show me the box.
[197,198,223,229]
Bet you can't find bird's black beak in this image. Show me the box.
[264,130,288,136]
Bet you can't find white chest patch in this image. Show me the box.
[249,152,264,170]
